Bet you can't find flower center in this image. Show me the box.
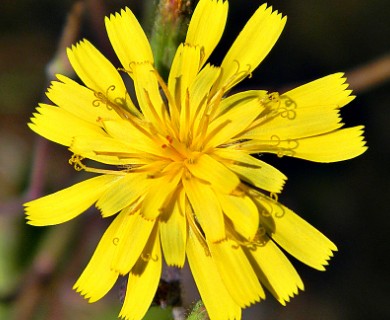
[159,134,203,166]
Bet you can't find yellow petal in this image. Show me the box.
[255,195,337,270]
[168,44,202,121]
[216,4,286,91]
[73,212,124,302]
[130,62,166,126]
[241,104,343,141]
[182,177,225,242]
[141,169,182,220]
[185,153,240,194]
[120,227,162,320]
[185,0,228,66]
[111,210,156,274]
[186,227,241,320]
[105,7,154,68]
[176,45,203,140]
[47,75,123,124]
[68,121,161,163]
[238,126,367,162]
[167,43,184,107]
[215,192,259,240]
[216,90,268,118]
[209,239,265,307]
[24,175,119,226]
[96,173,148,217]
[214,148,287,193]
[189,64,221,124]
[240,74,356,141]
[159,188,187,267]
[247,234,304,305]
[283,73,355,109]
[204,97,263,148]
[101,119,165,157]
[67,40,128,104]
[289,126,367,162]
[70,134,137,163]
[28,104,104,147]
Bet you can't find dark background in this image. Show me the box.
[0,0,389,319]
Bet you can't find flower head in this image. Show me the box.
[24,0,367,319]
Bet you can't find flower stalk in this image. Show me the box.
[150,0,194,80]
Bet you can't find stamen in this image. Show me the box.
[188,77,224,150]
[224,222,258,249]
[125,161,166,176]
[205,85,224,122]
[228,135,299,158]
[152,68,179,120]
[190,93,208,131]
[179,89,192,142]
[221,60,252,91]
[263,92,280,106]
[116,91,142,118]
[224,213,269,251]
[69,154,85,171]
[159,134,189,162]
[143,89,164,125]
[69,154,126,176]
[185,198,210,256]
[201,119,231,149]
[112,111,159,144]
[270,192,278,202]
[192,89,226,150]
[260,93,297,121]
[141,90,177,143]
[117,66,132,75]
[231,93,279,136]
[93,150,144,159]
[92,87,134,120]
[166,135,173,144]
[279,95,297,120]
[250,190,286,218]
[192,113,210,151]
[273,203,285,218]
[247,228,268,249]
[275,138,299,158]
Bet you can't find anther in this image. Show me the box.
[166,135,173,144]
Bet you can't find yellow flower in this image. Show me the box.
[24,1,367,319]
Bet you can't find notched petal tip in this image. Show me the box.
[313,245,338,272]
[216,1,286,92]
[185,0,229,66]
[67,38,87,55]
[105,5,154,68]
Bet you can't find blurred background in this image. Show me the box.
[0,0,389,319]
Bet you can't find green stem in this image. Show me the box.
[186,300,209,320]
[150,0,194,80]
